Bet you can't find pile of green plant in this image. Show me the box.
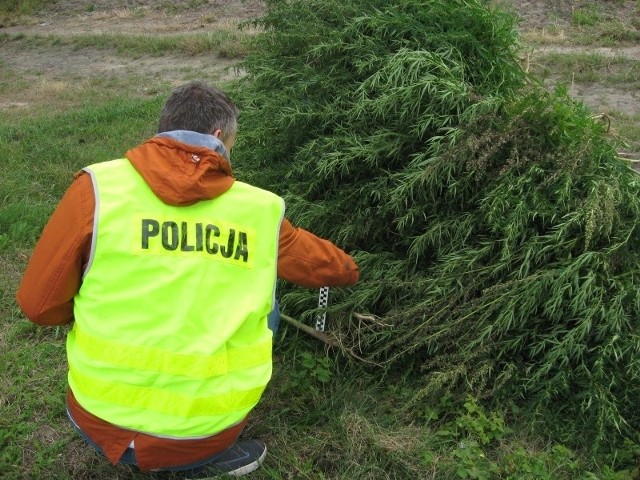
[231,0,640,454]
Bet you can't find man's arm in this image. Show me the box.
[277,219,359,288]
[16,173,94,326]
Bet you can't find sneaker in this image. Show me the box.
[187,439,267,478]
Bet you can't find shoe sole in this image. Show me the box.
[187,445,267,479]
[226,445,267,477]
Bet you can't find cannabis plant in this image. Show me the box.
[231,0,640,451]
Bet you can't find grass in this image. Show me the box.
[0,73,173,124]
[571,5,602,27]
[1,1,640,479]
[0,0,51,25]
[0,0,50,14]
[571,21,640,46]
[530,52,640,87]
[522,6,640,48]
[615,112,640,156]
[0,30,253,58]
[523,26,640,47]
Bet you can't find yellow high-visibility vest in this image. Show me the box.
[68,158,284,438]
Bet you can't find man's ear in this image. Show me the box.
[212,129,223,139]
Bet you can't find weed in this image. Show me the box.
[188,0,209,8]
[158,1,179,15]
[130,6,146,19]
[9,31,251,58]
[532,52,640,86]
[573,20,640,45]
[572,5,601,27]
[233,0,640,459]
[612,112,640,156]
[279,350,333,398]
[0,0,49,14]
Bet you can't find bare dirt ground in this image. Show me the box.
[0,0,638,115]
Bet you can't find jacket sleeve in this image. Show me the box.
[277,219,359,288]
[16,173,94,326]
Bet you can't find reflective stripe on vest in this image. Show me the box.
[71,327,273,379]
[69,158,284,438]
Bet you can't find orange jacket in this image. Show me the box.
[16,136,359,470]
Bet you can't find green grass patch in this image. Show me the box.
[158,0,211,14]
[0,72,174,124]
[572,19,640,46]
[571,5,602,27]
[0,96,163,254]
[532,52,640,87]
[1,30,252,58]
[523,17,640,48]
[0,0,49,14]
[524,26,640,47]
[612,111,640,157]
[0,60,29,95]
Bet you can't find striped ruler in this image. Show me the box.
[314,286,329,331]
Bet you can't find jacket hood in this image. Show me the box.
[125,132,235,206]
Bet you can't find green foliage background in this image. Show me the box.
[231,0,640,452]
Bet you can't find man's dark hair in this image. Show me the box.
[158,81,238,140]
